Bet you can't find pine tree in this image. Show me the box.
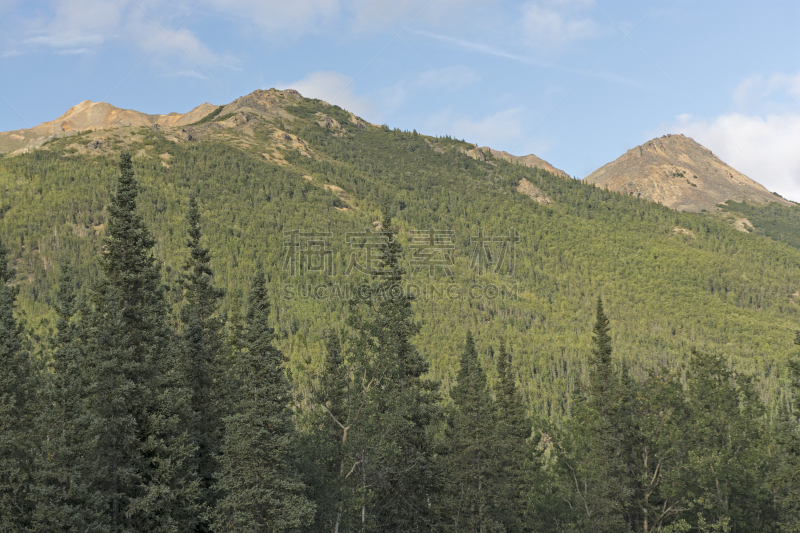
[32,267,105,531]
[349,206,442,531]
[555,297,634,532]
[84,151,199,531]
[0,235,33,530]
[494,340,533,532]
[212,268,315,532]
[443,331,502,532]
[774,332,800,531]
[180,197,226,529]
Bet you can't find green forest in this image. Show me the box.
[2,95,800,530]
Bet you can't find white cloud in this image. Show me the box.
[424,107,552,157]
[279,71,374,119]
[653,71,800,203]
[519,0,601,52]
[657,112,800,203]
[18,0,125,50]
[204,0,341,34]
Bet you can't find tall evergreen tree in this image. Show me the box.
[348,206,442,531]
[443,331,502,532]
[84,151,199,531]
[494,340,534,532]
[212,268,315,532]
[554,297,634,532]
[32,266,105,532]
[180,196,226,530]
[0,235,33,530]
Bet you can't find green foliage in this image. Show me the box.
[442,331,503,532]
[773,336,800,531]
[83,152,200,531]
[720,200,800,249]
[212,268,315,532]
[0,234,34,530]
[191,106,226,125]
[674,349,775,530]
[179,197,226,530]
[4,113,800,426]
[543,300,778,532]
[1,93,799,528]
[553,298,635,532]
[31,267,104,531]
[494,340,536,531]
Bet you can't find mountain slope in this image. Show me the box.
[0,100,217,154]
[584,133,792,212]
[0,90,798,424]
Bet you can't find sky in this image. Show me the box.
[2,0,800,201]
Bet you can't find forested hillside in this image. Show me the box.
[2,92,800,530]
[1,94,798,421]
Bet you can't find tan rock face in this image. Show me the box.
[483,148,569,178]
[217,88,301,119]
[583,134,792,212]
[0,100,217,153]
[516,178,552,204]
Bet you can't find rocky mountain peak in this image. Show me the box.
[583,134,792,212]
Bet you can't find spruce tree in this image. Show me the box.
[180,197,225,529]
[555,297,634,532]
[84,151,199,531]
[212,268,315,532]
[32,266,105,532]
[494,340,533,532]
[0,235,33,530]
[349,206,442,531]
[443,331,502,532]
[302,206,441,531]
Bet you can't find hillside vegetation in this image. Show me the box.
[1,93,799,423]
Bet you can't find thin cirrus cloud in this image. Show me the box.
[656,72,800,203]
[13,0,124,53]
[417,66,481,89]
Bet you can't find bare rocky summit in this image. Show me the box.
[584,134,792,212]
[216,88,302,119]
[0,100,217,154]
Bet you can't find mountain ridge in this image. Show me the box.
[0,100,218,154]
[0,89,567,177]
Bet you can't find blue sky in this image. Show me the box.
[2,1,800,200]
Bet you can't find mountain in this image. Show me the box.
[481,148,569,177]
[583,133,793,212]
[1,90,799,424]
[0,100,218,154]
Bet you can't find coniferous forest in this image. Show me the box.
[2,96,800,531]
